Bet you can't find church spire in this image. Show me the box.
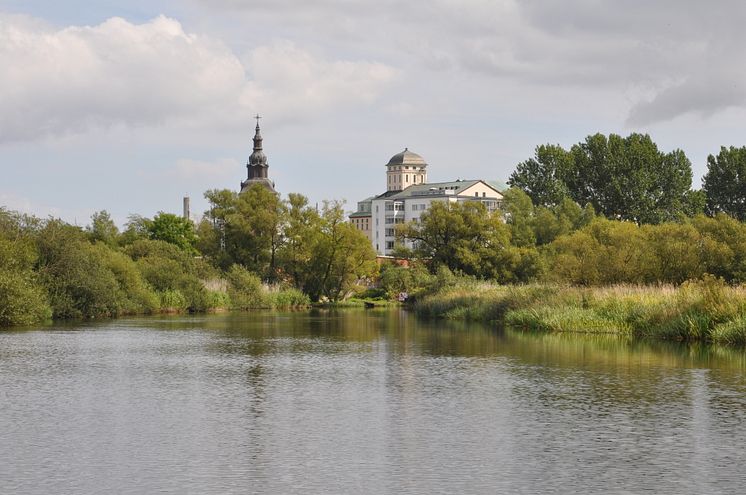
[253,114,263,151]
[240,114,275,193]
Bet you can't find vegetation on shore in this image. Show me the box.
[4,131,746,338]
[414,276,746,345]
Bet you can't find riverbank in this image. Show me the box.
[413,276,746,345]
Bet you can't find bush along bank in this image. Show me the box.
[413,276,746,346]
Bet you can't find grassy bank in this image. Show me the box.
[414,276,746,345]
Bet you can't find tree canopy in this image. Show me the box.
[509,133,693,223]
[703,146,746,221]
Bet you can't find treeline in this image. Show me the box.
[0,185,376,327]
[393,191,746,290]
[389,133,746,295]
[508,133,746,222]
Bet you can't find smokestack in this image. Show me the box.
[183,196,191,221]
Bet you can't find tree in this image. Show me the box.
[226,184,285,279]
[508,144,572,207]
[398,200,516,281]
[703,146,746,220]
[512,133,694,224]
[568,133,692,223]
[501,188,536,247]
[276,193,322,289]
[148,212,197,253]
[119,214,151,245]
[87,210,119,247]
[303,201,377,301]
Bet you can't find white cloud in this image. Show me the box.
[0,14,397,143]
[192,0,746,125]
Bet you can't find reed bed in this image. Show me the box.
[413,277,746,345]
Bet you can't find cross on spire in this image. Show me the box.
[254,114,262,127]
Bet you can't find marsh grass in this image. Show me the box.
[415,276,746,344]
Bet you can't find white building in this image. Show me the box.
[350,149,504,256]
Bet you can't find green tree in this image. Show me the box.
[703,146,746,220]
[148,212,198,253]
[87,210,120,247]
[199,189,239,268]
[398,201,516,281]
[119,214,151,245]
[513,133,694,224]
[276,193,322,289]
[568,133,692,223]
[303,201,377,301]
[0,224,51,326]
[226,184,285,279]
[508,144,572,207]
[501,188,536,247]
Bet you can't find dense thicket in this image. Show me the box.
[396,188,746,290]
[0,185,374,327]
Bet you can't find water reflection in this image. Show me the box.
[1,309,746,494]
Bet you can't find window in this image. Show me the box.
[406,175,409,183]
[385,203,394,211]
[385,217,394,224]
[475,192,479,197]
[385,241,394,250]
[394,202,404,211]
[482,192,486,197]
[385,228,395,236]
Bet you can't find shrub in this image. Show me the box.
[0,270,52,326]
[226,264,270,309]
[159,289,188,311]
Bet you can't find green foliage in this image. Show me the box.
[509,144,572,207]
[398,201,516,281]
[125,239,207,311]
[417,281,746,345]
[147,212,197,253]
[0,269,51,326]
[379,262,434,299]
[302,201,378,301]
[270,288,311,308]
[510,132,693,223]
[87,210,120,247]
[703,146,746,221]
[226,264,270,309]
[159,289,188,311]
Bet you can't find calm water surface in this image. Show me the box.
[2,309,746,494]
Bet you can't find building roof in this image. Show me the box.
[386,148,427,167]
[349,211,372,218]
[387,179,502,199]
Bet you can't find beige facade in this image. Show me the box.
[350,148,504,256]
[386,148,427,192]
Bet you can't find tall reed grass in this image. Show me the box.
[414,276,746,345]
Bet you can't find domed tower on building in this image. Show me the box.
[386,148,427,192]
[240,115,276,193]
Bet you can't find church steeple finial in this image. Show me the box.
[252,114,263,151]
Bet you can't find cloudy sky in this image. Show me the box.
[2,0,746,226]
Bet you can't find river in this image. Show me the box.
[1,309,745,494]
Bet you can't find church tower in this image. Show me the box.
[386,148,427,192]
[240,115,276,193]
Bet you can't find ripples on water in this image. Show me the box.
[1,310,746,494]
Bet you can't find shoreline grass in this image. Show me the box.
[413,276,746,345]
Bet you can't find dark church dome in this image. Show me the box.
[249,150,267,166]
[387,148,427,167]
